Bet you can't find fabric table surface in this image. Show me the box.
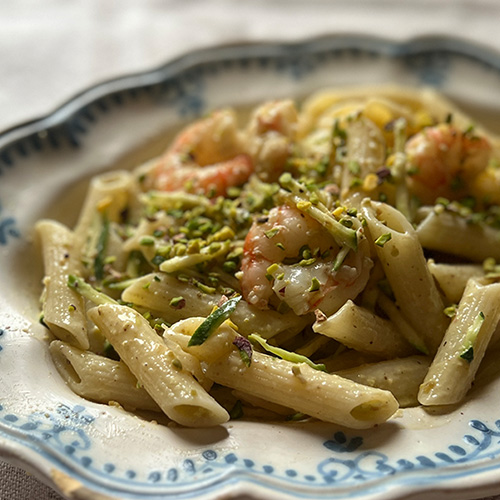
[2,1,500,499]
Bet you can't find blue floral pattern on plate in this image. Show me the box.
[1,35,500,500]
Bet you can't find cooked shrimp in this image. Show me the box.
[244,99,298,182]
[152,109,254,197]
[405,123,492,204]
[240,204,372,316]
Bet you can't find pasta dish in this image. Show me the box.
[36,86,500,429]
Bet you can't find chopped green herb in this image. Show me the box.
[279,174,358,251]
[151,254,166,267]
[68,275,117,305]
[459,311,485,363]
[348,160,361,175]
[222,260,238,273]
[349,177,363,188]
[264,228,279,239]
[169,296,186,309]
[248,333,326,372]
[375,233,392,247]
[340,218,353,228]
[188,296,241,346]
[94,215,109,281]
[195,281,216,294]
[265,263,280,280]
[299,257,316,267]
[443,304,457,318]
[332,246,350,272]
[139,236,155,246]
[309,277,321,292]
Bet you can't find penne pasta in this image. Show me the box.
[36,220,89,350]
[121,272,309,339]
[203,351,398,429]
[418,279,500,406]
[49,340,160,412]
[335,355,431,408]
[427,261,484,304]
[36,86,500,429]
[361,200,449,353]
[417,209,500,262]
[165,317,398,428]
[313,300,415,358]
[87,303,229,427]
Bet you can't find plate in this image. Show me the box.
[2,35,500,500]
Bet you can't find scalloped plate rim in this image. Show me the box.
[1,33,500,500]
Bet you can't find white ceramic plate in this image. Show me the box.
[2,35,500,500]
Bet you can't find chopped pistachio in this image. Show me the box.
[375,233,392,247]
[460,311,485,363]
[264,228,280,239]
[309,277,321,292]
[299,257,316,267]
[139,236,156,246]
[169,296,186,309]
[223,260,238,273]
[348,160,361,175]
[443,305,457,318]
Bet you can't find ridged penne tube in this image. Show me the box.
[122,273,308,339]
[49,340,160,412]
[416,210,500,262]
[313,300,415,358]
[341,116,385,197]
[377,294,429,354]
[161,334,212,391]
[361,200,448,353]
[427,261,484,304]
[202,351,399,429]
[418,279,500,406]
[335,355,431,407]
[74,170,135,233]
[73,170,135,265]
[167,321,398,428]
[36,220,89,350]
[87,303,229,427]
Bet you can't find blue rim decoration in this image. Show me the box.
[2,35,500,499]
[1,35,500,163]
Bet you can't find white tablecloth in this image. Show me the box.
[2,1,500,498]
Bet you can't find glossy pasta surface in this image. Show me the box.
[36,86,500,429]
